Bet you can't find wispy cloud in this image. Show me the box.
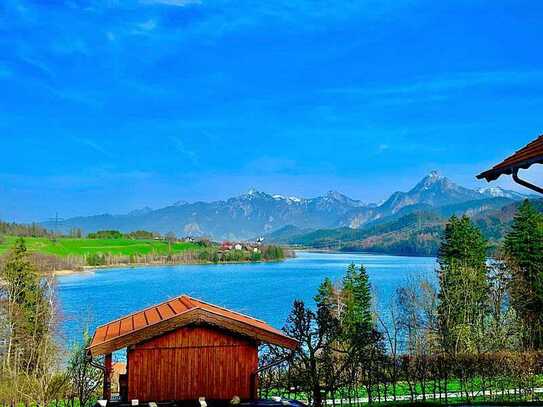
[169,136,198,164]
[0,169,153,190]
[375,71,543,96]
[244,156,298,175]
[137,19,157,32]
[325,70,543,98]
[73,137,115,158]
[51,37,90,56]
[139,0,201,7]
[377,143,389,153]
[105,31,116,42]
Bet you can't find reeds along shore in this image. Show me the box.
[0,246,293,274]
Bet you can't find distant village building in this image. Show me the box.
[87,295,297,403]
[234,243,243,251]
[220,241,233,251]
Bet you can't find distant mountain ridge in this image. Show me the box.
[266,199,543,256]
[41,171,534,241]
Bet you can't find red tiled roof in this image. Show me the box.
[478,135,543,182]
[88,295,297,356]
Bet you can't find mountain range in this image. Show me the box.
[42,171,538,251]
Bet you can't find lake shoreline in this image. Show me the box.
[51,248,433,276]
[297,247,436,258]
[52,256,293,276]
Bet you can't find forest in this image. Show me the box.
[259,200,543,405]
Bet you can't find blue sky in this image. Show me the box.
[1,0,543,222]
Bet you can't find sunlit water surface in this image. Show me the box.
[56,251,436,346]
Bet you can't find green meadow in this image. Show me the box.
[0,236,200,257]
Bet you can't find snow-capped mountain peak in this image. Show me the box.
[478,186,529,200]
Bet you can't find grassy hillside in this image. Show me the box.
[0,236,288,270]
[0,236,200,257]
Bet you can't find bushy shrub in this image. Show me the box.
[86,253,107,266]
[261,245,284,260]
[87,230,124,239]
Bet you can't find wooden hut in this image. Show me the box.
[87,295,297,404]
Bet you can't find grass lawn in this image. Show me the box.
[0,236,201,257]
[267,375,543,403]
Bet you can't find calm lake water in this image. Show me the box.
[56,251,436,346]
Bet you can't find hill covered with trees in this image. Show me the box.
[266,199,543,256]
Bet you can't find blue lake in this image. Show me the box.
[56,251,436,346]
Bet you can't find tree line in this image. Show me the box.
[0,221,52,240]
[260,200,543,405]
[86,230,160,240]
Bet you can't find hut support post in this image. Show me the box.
[103,353,113,401]
[250,372,258,400]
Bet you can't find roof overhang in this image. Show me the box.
[88,307,298,357]
[477,155,543,182]
[477,135,543,194]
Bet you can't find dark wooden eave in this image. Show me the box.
[477,134,543,194]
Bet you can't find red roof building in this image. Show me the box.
[88,295,297,403]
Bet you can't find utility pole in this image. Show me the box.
[47,212,64,242]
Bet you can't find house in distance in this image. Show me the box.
[87,295,298,404]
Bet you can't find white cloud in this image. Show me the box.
[139,0,201,7]
[169,136,198,164]
[325,70,543,98]
[377,143,389,152]
[73,137,115,158]
[138,19,157,31]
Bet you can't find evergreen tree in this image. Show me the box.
[437,216,488,354]
[1,238,52,372]
[314,277,335,314]
[341,263,384,402]
[314,277,341,342]
[279,265,383,406]
[342,263,373,341]
[504,200,543,348]
[438,215,487,271]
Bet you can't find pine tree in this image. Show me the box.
[341,264,384,403]
[342,263,373,341]
[504,200,543,348]
[1,238,52,372]
[437,216,488,354]
[438,215,487,271]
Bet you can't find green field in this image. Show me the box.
[0,236,200,257]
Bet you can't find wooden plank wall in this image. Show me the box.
[127,325,258,402]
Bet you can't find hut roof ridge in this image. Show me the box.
[88,294,298,356]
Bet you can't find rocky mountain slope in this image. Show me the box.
[267,199,543,256]
[42,172,533,241]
